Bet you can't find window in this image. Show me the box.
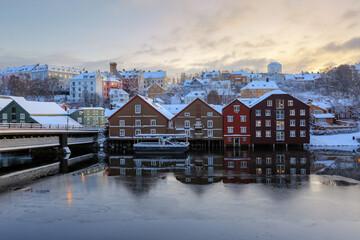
[2,113,8,120]
[300,158,306,164]
[300,109,306,116]
[265,109,271,116]
[290,109,295,116]
[120,158,125,165]
[207,120,213,128]
[256,131,261,137]
[256,120,261,127]
[185,120,190,128]
[265,120,271,127]
[207,129,213,137]
[266,157,272,164]
[227,116,233,122]
[20,113,25,120]
[276,110,284,119]
[234,105,240,112]
[185,129,190,136]
[184,112,190,116]
[135,119,141,126]
[135,129,141,136]
[276,121,284,130]
[276,131,284,141]
[240,115,247,122]
[276,99,284,109]
[300,169,306,175]
[227,127,234,133]
[290,168,296,175]
[266,130,271,137]
[242,137,247,142]
[256,168,262,175]
[240,127,246,133]
[314,110,322,114]
[241,161,247,168]
[207,112,213,116]
[119,120,125,126]
[300,119,306,126]
[119,129,125,136]
[290,119,296,126]
[255,110,261,116]
[288,100,294,106]
[135,104,141,114]
[151,129,156,134]
[266,168,272,175]
[290,157,296,165]
[12,107,16,113]
[256,157,262,165]
[276,154,285,163]
[300,130,306,137]
[290,130,296,138]
[228,161,234,168]
[267,100,272,106]
[169,120,173,128]
[150,119,156,126]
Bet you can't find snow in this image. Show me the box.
[31,116,82,126]
[71,72,99,80]
[109,89,129,95]
[15,99,68,115]
[162,104,187,115]
[32,65,82,74]
[1,64,37,74]
[143,71,166,79]
[241,80,278,90]
[0,98,12,110]
[78,107,104,111]
[138,95,173,120]
[310,132,360,146]
[185,91,206,98]
[105,108,120,118]
[247,90,287,107]
[313,113,335,119]
[285,73,321,82]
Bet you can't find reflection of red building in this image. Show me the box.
[222,99,251,146]
[223,150,252,183]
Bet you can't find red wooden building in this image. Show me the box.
[222,99,251,146]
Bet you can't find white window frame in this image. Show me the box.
[255,110,261,116]
[300,109,306,116]
[207,129,213,137]
[150,119,156,126]
[135,119,141,126]
[290,130,296,138]
[256,130,261,138]
[207,112,213,116]
[265,120,271,127]
[300,130,306,137]
[135,129,141,136]
[184,112,190,117]
[290,157,296,165]
[135,104,141,114]
[266,130,271,138]
[300,119,306,127]
[290,109,295,116]
[288,100,294,106]
[234,105,240,112]
[119,120,125,126]
[2,113,8,120]
[290,119,296,127]
[20,113,25,120]
[119,129,125,136]
[150,129,156,134]
[227,127,234,133]
[207,120,213,128]
[227,116,233,122]
[267,100,272,106]
[265,109,271,116]
[184,120,190,128]
[256,120,261,127]
[240,127,246,133]
[240,115,247,122]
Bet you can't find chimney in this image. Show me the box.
[307,99,313,104]
[110,62,117,75]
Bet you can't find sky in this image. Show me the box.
[0,0,359,76]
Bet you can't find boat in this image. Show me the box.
[133,134,190,154]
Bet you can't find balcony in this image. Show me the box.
[193,123,203,130]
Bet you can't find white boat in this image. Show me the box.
[133,134,190,154]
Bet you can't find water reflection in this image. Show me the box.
[106,150,313,188]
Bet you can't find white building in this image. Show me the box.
[184,91,206,104]
[69,72,103,105]
[284,72,321,82]
[0,65,38,81]
[109,89,129,105]
[268,62,282,74]
[142,70,168,92]
[31,65,83,91]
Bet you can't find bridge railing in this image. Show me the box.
[0,123,101,131]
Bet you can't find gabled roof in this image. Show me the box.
[241,80,278,90]
[172,98,223,119]
[248,90,309,108]
[70,72,99,80]
[108,95,173,120]
[145,82,165,91]
[161,104,187,115]
[222,98,251,111]
[0,98,13,110]
[143,71,166,79]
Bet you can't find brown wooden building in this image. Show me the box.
[108,95,173,140]
[250,90,310,146]
[170,98,223,142]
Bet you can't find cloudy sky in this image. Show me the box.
[0,0,359,76]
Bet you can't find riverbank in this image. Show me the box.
[309,132,360,149]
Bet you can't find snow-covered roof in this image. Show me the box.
[313,113,335,119]
[161,104,187,115]
[105,108,120,118]
[248,90,287,107]
[31,116,82,126]
[209,104,225,115]
[143,71,166,79]
[311,101,332,110]
[101,74,122,82]
[1,65,37,74]
[285,73,321,81]
[71,72,99,80]
[185,91,206,98]
[241,80,278,90]
[0,98,12,110]
[200,71,220,78]
[32,65,83,74]
[78,107,104,111]
[231,71,247,75]
[231,71,262,78]
[109,89,129,95]
[120,70,141,79]
[210,80,230,86]
[145,82,166,91]
[138,95,173,120]
[13,98,68,116]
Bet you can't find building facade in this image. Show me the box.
[142,71,168,92]
[69,72,103,105]
[250,90,310,145]
[240,80,279,98]
[170,98,223,141]
[109,89,129,105]
[222,99,251,146]
[146,82,165,98]
[70,107,105,126]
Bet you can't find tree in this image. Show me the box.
[206,90,221,105]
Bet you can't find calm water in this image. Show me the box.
[0,149,360,240]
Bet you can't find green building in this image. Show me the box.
[0,95,81,126]
[70,107,105,126]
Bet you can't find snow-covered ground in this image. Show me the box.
[310,132,360,147]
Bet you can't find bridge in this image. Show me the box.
[0,123,100,153]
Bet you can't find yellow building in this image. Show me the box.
[239,80,279,98]
[146,82,165,98]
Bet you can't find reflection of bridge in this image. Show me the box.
[0,123,99,153]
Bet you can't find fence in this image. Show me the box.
[0,123,100,131]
